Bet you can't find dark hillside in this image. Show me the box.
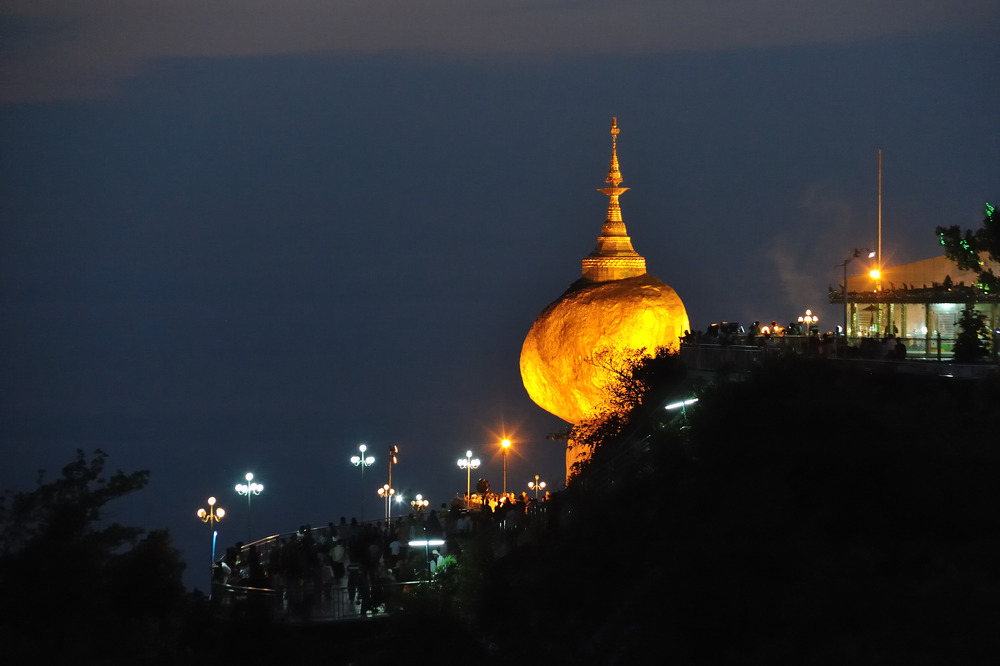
[475,359,1000,664]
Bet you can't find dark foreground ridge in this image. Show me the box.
[4,356,1000,664]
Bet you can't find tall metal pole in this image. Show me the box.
[388,445,398,523]
[501,439,510,496]
[877,148,882,287]
[235,472,263,543]
[351,444,375,521]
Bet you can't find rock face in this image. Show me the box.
[520,274,690,425]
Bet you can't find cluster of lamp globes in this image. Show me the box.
[196,474,264,520]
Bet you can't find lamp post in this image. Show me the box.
[234,472,263,543]
[386,445,398,522]
[798,309,818,335]
[378,484,395,523]
[839,248,874,343]
[501,438,511,496]
[528,475,546,500]
[387,445,398,494]
[350,444,375,521]
[410,494,429,512]
[196,496,226,561]
[196,496,225,598]
[457,450,480,507]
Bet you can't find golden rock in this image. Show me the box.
[520,274,689,424]
[520,118,690,452]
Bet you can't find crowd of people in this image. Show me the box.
[212,494,550,618]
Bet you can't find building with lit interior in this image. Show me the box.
[831,252,1000,357]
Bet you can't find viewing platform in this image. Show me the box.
[679,335,998,379]
[209,498,553,624]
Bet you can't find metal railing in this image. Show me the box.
[680,335,1000,372]
[210,578,422,623]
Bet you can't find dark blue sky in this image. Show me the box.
[2,2,998,589]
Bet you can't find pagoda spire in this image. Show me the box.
[582,117,646,282]
[606,116,623,187]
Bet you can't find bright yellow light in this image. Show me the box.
[501,439,510,449]
[870,269,880,279]
[216,508,225,519]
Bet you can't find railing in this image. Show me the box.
[210,579,422,623]
[679,338,997,378]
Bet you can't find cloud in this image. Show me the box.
[2,0,997,102]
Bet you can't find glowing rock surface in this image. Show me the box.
[520,274,690,425]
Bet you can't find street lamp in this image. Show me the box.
[378,484,395,523]
[387,444,398,493]
[839,248,874,342]
[350,444,375,521]
[234,472,263,543]
[501,438,511,496]
[410,494,429,512]
[386,445,398,522]
[798,309,818,335]
[528,475,547,499]
[457,450,480,507]
[196,496,225,564]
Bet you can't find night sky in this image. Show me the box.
[3,2,998,590]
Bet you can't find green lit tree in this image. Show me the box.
[936,202,999,292]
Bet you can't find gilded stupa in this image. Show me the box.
[520,118,690,478]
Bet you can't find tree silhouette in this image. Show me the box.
[953,303,991,362]
[0,449,189,662]
[569,346,688,475]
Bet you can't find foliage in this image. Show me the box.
[936,202,999,292]
[0,449,189,663]
[569,346,687,475]
[0,448,148,556]
[953,303,992,362]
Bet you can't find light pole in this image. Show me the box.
[234,472,263,543]
[528,475,546,500]
[350,444,375,521]
[196,496,226,562]
[798,309,818,335]
[839,248,874,343]
[386,445,398,521]
[387,444,398,490]
[196,496,225,598]
[378,484,395,523]
[501,438,511,496]
[457,450,480,507]
[410,494,429,512]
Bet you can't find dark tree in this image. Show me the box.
[953,303,991,362]
[569,346,688,475]
[0,449,189,662]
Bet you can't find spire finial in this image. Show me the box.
[606,117,622,186]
